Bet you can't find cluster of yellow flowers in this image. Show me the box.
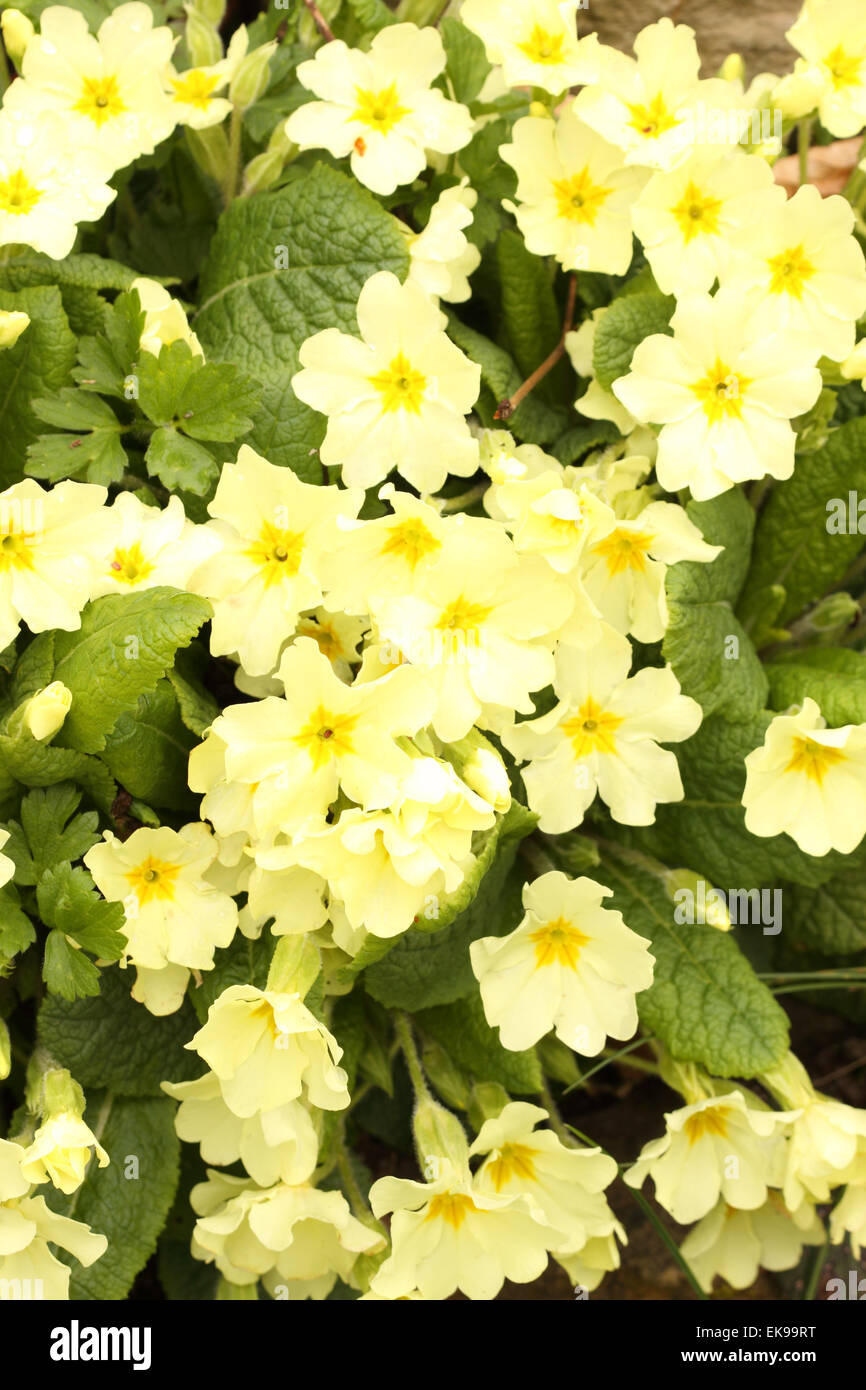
[3,0,866,1301]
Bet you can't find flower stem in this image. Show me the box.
[626,1187,709,1300]
[222,104,243,207]
[494,273,577,421]
[801,1237,830,1301]
[302,0,335,42]
[395,1012,430,1101]
[798,117,813,186]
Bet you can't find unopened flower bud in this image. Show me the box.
[184,4,222,68]
[413,1097,469,1175]
[719,53,745,83]
[0,310,29,349]
[1,9,34,67]
[24,681,72,742]
[191,0,226,26]
[229,40,277,110]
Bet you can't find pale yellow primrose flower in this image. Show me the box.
[186,984,350,1117]
[0,108,115,259]
[742,698,866,857]
[502,627,701,833]
[577,496,722,643]
[162,1072,320,1187]
[1,10,34,67]
[572,19,733,171]
[501,110,648,275]
[624,1090,796,1225]
[471,870,654,1055]
[680,1194,825,1295]
[613,288,823,501]
[84,823,239,1016]
[131,277,204,359]
[405,179,481,304]
[830,1183,866,1258]
[163,27,250,133]
[631,148,785,299]
[761,1051,866,1208]
[0,479,116,651]
[774,0,866,137]
[0,310,29,349]
[470,1102,624,1261]
[190,1169,382,1295]
[0,829,14,888]
[369,1157,561,1301]
[292,271,481,494]
[205,636,435,838]
[461,0,600,95]
[718,185,866,364]
[91,492,220,599]
[4,3,177,175]
[190,445,363,678]
[372,545,573,743]
[20,1112,109,1195]
[0,1137,107,1299]
[285,24,472,197]
[23,681,71,741]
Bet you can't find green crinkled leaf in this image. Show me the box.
[663,490,768,719]
[43,929,101,1000]
[441,16,492,104]
[552,420,619,464]
[166,646,219,737]
[195,164,410,479]
[0,726,115,806]
[137,340,258,443]
[362,803,535,1010]
[344,0,398,31]
[45,587,211,754]
[594,290,674,392]
[415,993,542,1093]
[765,648,866,724]
[620,714,866,890]
[0,249,140,293]
[598,843,789,1077]
[100,680,197,812]
[0,286,77,487]
[786,866,866,956]
[50,1093,181,1301]
[27,389,127,485]
[39,963,204,1095]
[73,289,144,400]
[445,312,568,445]
[5,784,99,884]
[145,427,219,495]
[37,863,126,960]
[0,889,36,958]
[739,416,866,626]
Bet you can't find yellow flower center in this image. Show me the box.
[627,93,678,138]
[529,915,591,970]
[379,518,441,569]
[369,352,427,414]
[552,168,612,226]
[435,597,491,636]
[171,69,221,111]
[0,169,42,216]
[0,531,34,570]
[670,181,723,243]
[292,705,358,769]
[298,619,340,660]
[591,527,653,576]
[74,74,127,127]
[683,1107,732,1145]
[560,696,623,758]
[351,83,409,134]
[109,542,154,586]
[125,855,181,906]
[766,243,816,299]
[484,1143,538,1192]
[824,44,863,90]
[425,1192,476,1230]
[244,522,305,587]
[517,24,566,65]
[690,357,750,424]
[785,735,846,785]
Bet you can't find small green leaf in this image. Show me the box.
[416,994,542,1094]
[145,427,219,495]
[594,290,674,392]
[43,930,101,1001]
[441,17,491,104]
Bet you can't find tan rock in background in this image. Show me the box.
[580,0,801,79]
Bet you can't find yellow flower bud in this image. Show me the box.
[1,8,34,67]
[719,53,745,83]
[24,681,72,742]
[0,310,29,350]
